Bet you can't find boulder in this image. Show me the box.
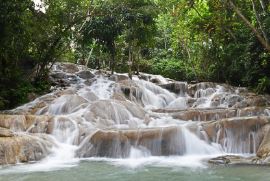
[109,74,129,82]
[83,99,145,127]
[56,63,80,73]
[160,82,187,95]
[208,155,256,165]
[111,93,127,101]
[76,70,95,79]
[244,94,270,107]
[223,94,243,107]
[79,91,98,102]
[171,108,236,121]
[0,134,52,165]
[94,69,110,76]
[0,115,53,133]
[201,116,270,152]
[46,95,88,115]
[77,126,182,158]
[84,78,96,86]
[49,72,79,87]
[208,94,244,108]
[50,72,67,80]
[138,74,150,81]
[150,77,162,84]
[257,125,270,158]
[118,80,143,105]
[155,107,270,122]
[0,127,14,137]
[188,82,217,97]
[27,102,48,115]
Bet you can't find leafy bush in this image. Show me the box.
[148,58,196,81]
[256,76,270,93]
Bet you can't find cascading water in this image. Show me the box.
[42,117,80,168]
[181,126,222,155]
[134,79,176,109]
[2,63,270,173]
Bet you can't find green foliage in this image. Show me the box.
[1,0,270,110]
[151,0,270,92]
[75,0,158,74]
[0,0,88,110]
[146,58,196,81]
[0,73,50,110]
[256,76,270,93]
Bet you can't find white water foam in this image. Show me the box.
[196,85,224,108]
[2,68,266,173]
[8,117,82,173]
[83,154,221,169]
[89,77,114,100]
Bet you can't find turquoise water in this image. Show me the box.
[0,159,269,181]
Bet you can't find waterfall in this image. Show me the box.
[181,126,222,155]
[4,63,270,170]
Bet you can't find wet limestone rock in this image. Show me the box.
[0,127,14,137]
[49,72,79,87]
[0,134,52,165]
[76,70,95,79]
[150,77,162,84]
[159,82,187,95]
[77,126,182,158]
[201,116,270,150]
[154,107,270,122]
[56,63,80,74]
[118,80,139,97]
[244,94,270,107]
[257,125,270,158]
[171,108,236,121]
[83,100,146,127]
[208,155,256,165]
[46,94,88,115]
[0,115,53,133]
[118,80,148,106]
[109,74,129,82]
[50,72,67,80]
[188,82,217,97]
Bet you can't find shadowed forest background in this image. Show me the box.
[0,0,270,110]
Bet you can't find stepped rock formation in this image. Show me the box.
[1,62,270,166]
[0,134,53,165]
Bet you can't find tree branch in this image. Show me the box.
[228,0,270,52]
[251,0,269,45]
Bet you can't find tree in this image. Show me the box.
[226,0,270,52]
[79,0,158,75]
[80,1,124,74]
[121,0,158,77]
[0,0,90,109]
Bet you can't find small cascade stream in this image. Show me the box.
[1,63,270,173]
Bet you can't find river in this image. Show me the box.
[1,63,270,180]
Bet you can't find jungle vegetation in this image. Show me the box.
[0,0,270,109]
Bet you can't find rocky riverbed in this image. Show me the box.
[1,62,270,167]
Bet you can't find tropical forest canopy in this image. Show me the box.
[0,0,270,110]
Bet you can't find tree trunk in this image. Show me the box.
[85,40,96,69]
[128,44,132,79]
[110,42,116,75]
[181,39,198,81]
[259,0,266,13]
[111,53,115,75]
[228,0,270,52]
[136,48,140,75]
[251,0,269,46]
